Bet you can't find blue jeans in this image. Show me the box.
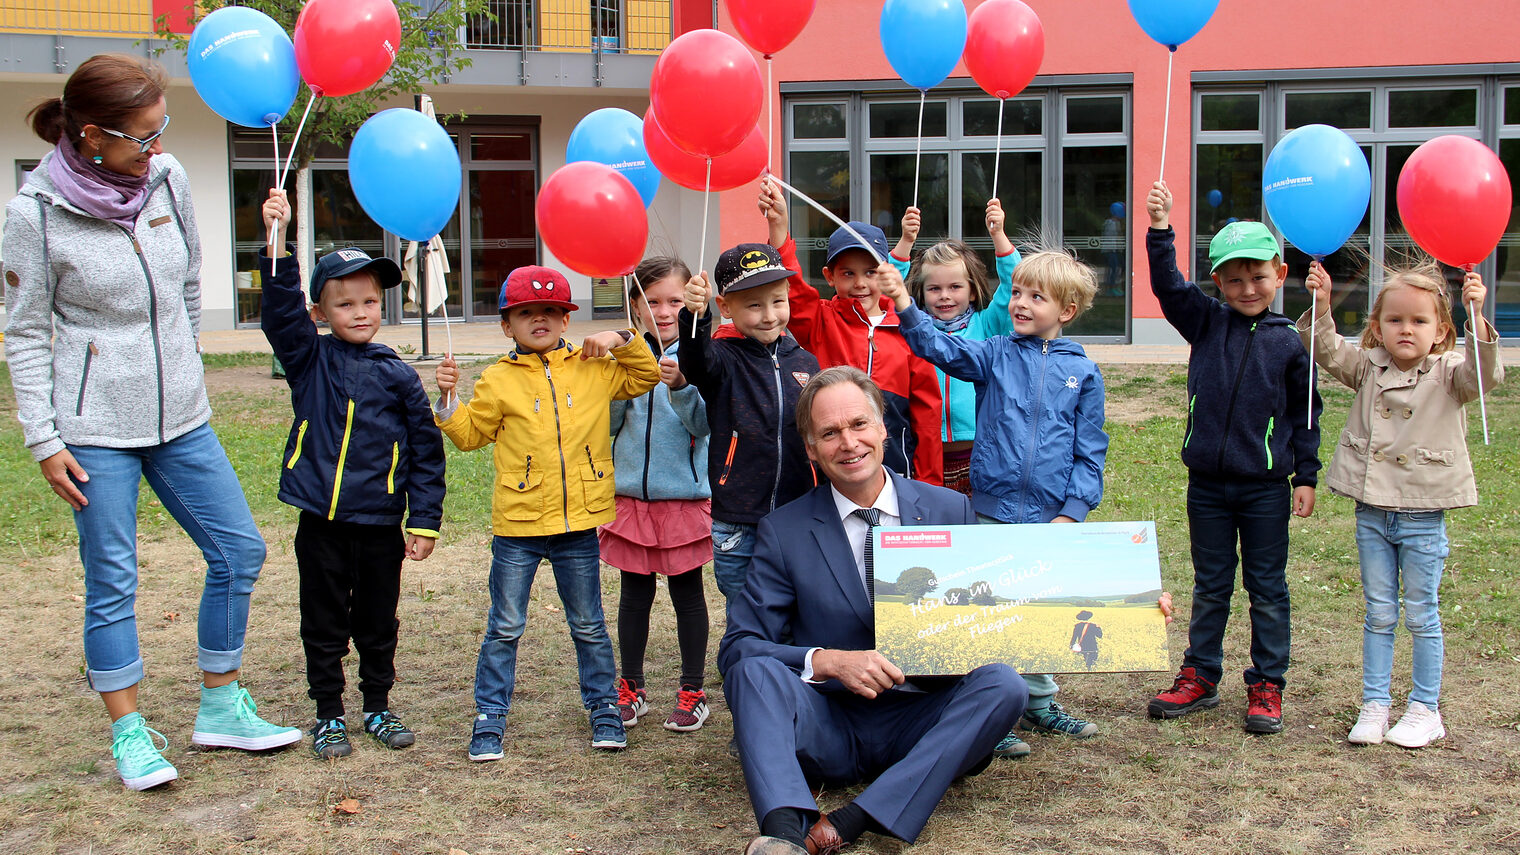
[70,423,266,693]
[1355,504,1448,709]
[711,518,757,602]
[475,530,616,715]
[1182,474,1291,688]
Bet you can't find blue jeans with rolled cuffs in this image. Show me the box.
[1355,503,1449,709]
[70,423,266,693]
[474,530,617,715]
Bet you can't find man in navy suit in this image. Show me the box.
[719,366,1028,855]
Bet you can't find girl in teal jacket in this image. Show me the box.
[891,199,1020,495]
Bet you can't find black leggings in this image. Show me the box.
[618,569,708,690]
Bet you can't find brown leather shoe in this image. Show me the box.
[744,836,808,855]
[804,815,845,855]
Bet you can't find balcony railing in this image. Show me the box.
[0,0,156,37]
[463,0,669,55]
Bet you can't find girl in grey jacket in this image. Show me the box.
[2,53,297,791]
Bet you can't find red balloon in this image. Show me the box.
[963,0,1045,100]
[725,0,816,57]
[1396,135,1513,268]
[649,29,763,158]
[536,162,649,279]
[645,112,766,192]
[293,0,401,97]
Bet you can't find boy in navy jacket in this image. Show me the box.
[261,190,446,759]
[677,243,819,605]
[1143,180,1320,735]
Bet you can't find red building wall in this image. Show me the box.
[717,0,1520,324]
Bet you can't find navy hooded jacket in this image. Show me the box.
[1146,227,1321,487]
[259,249,446,534]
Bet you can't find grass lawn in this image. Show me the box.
[0,355,1516,855]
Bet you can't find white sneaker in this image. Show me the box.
[1384,701,1445,748]
[1347,701,1391,745]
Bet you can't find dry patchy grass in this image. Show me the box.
[0,358,1516,854]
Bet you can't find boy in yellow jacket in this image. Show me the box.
[435,266,658,760]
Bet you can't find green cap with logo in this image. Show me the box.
[1208,221,1281,273]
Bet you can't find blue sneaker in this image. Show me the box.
[191,681,301,751]
[993,730,1031,758]
[111,712,178,791]
[589,705,627,751]
[311,718,352,759]
[1020,701,1098,737]
[364,710,415,749]
[469,713,505,762]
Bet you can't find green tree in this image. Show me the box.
[941,587,971,606]
[896,566,938,603]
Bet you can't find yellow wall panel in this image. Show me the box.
[0,0,154,37]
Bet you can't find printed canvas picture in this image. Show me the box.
[873,522,1170,676]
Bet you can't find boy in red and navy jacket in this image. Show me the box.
[757,180,942,486]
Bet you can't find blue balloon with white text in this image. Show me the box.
[567,108,662,208]
[1262,124,1371,259]
[880,0,968,91]
[187,6,300,127]
[349,109,462,242]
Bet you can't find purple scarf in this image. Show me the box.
[46,141,151,229]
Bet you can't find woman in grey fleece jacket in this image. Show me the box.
[2,54,297,791]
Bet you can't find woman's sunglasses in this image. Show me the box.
[94,115,172,154]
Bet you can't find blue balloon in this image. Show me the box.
[1110,202,1125,219]
[880,0,967,91]
[187,7,300,128]
[1225,217,1239,225]
[349,109,462,243]
[1126,0,1220,50]
[1207,189,1223,208]
[1262,124,1371,259]
[566,108,661,209]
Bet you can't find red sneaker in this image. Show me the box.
[1148,667,1221,719]
[1244,681,1283,734]
[663,686,710,732]
[616,677,648,727]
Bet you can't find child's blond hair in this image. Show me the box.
[905,240,993,312]
[1014,249,1099,320]
[1361,262,1458,355]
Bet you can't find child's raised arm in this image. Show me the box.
[1147,180,1172,231]
[878,260,913,313]
[759,179,789,250]
[1304,260,1333,320]
[263,188,290,257]
[893,206,921,260]
[987,198,1014,257]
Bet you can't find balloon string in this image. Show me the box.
[269,122,281,278]
[992,98,1005,202]
[628,268,650,337]
[1159,48,1174,182]
[766,57,775,177]
[279,95,317,188]
[912,89,925,211]
[694,157,712,337]
[1308,275,1316,430]
[439,286,456,408]
[1463,264,1490,445]
[766,172,885,266]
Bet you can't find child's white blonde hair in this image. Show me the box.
[1013,248,1099,320]
[1362,260,1457,355]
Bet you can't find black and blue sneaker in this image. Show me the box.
[364,710,415,749]
[311,718,352,760]
[589,705,627,751]
[469,713,506,762]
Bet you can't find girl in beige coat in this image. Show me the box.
[1300,262,1503,751]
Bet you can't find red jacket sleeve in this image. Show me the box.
[778,234,821,351]
[908,350,944,485]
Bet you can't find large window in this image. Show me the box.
[786,82,1132,341]
[230,121,537,328]
[1194,75,1519,338]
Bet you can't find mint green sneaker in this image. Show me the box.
[192,681,301,751]
[111,712,178,791]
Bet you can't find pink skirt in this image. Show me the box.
[598,496,712,576]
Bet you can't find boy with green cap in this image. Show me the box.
[1141,180,1321,735]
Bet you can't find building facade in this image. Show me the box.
[4,1,1518,341]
